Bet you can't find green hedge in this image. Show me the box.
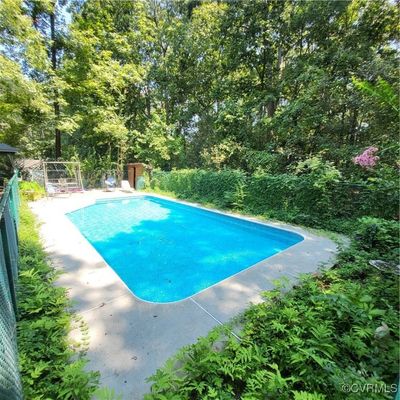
[152,169,246,207]
[150,169,398,229]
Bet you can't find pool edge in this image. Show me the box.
[63,193,339,305]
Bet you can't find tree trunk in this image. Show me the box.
[50,10,61,159]
[266,101,277,117]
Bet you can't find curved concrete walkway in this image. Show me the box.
[30,190,340,399]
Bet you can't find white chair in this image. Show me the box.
[120,180,133,192]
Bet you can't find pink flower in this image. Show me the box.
[353,146,379,169]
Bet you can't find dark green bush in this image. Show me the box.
[151,169,247,208]
[245,173,328,218]
[354,217,399,260]
[150,169,399,230]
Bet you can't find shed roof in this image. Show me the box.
[0,144,18,154]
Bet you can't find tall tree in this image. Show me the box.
[0,0,397,174]
[27,0,68,158]
[49,3,61,158]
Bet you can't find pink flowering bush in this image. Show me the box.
[353,146,379,169]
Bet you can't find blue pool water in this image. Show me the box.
[67,196,303,302]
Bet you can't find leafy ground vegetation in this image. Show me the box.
[145,218,399,400]
[17,199,99,399]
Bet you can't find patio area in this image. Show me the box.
[30,190,339,399]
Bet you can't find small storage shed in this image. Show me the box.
[0,144,18,154]
[127,163,146,189]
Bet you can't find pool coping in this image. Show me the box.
[65,193,308,305]
[30,189,341,399]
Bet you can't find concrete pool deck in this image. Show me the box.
[30,190,340,399]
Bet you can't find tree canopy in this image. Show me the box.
[0,0,398,177]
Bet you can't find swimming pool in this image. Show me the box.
[67,196,303,303]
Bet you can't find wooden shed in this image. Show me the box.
[127,163,145,189]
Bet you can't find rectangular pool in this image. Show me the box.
[67,196,303,302]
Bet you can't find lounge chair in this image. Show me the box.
[46,183,57,196]
[120,180,133,192]
[104,176,116,191]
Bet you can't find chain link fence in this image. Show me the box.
[0,173,23,399]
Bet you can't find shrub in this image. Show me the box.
[354,217,399,260]
[19,181,45,200]
[151,169,247,208]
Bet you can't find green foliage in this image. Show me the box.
[0,0,49,70]
[294,157,342,190]
[93,387,123,400]
[354,217,399,260]
[150,169,398,231]
[224,180,247,211]
[19,181,45,200]
[292,392,326,400]
[0,0,53,155]
[2,0,398,175]
[201,138,243,170]
[131,111,183,168]
[0,53,51,152]
[352,77,399,114]
[151,169,247,209]
[145,229,399,399]
[3,1,398,398]
[17,200,99,399]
